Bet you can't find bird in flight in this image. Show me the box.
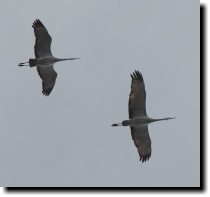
[112,70,175,162]
[18,19,80,96]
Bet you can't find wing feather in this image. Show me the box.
[131,126,151,162]
[37,66,57,96]
[32,19,52,58]
[129,70,147,118]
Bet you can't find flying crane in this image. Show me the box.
[112,70,175,162]
[18,19,80,96]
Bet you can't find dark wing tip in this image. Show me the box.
[130,70,143,81]
[32,19,44,28]
[139,153,151,163]
[42,88,53,96]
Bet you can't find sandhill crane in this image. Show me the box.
[112,70,175,162]
[18,19,80,96]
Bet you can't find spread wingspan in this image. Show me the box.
[131,125,151,162]
[129,70,147,118]
[32,19,52,58]
[37,65,57,96]
[129,71,151,162]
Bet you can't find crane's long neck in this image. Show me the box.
[150,117,175,123]
[57,58,80,62]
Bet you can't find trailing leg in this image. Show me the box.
[111,123,123,127]
[18,62,29,67]
[18,58,37,67]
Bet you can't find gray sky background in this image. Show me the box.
[0,0,199,187]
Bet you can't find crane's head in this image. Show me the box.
[56,58,81,62]
[68,58,81,60]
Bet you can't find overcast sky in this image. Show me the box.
[0,0,199,187]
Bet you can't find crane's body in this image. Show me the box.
[112,116,174,127]
[19,57,80,67]
[112,70,175,162]
[18,19,80,96]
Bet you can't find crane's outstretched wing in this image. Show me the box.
[37,66,57,96]
[129,70,147,118]
[32,19,52,58]
[131,125,151,162]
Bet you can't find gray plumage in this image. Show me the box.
[112,70,175,162]
[18,19,80,96]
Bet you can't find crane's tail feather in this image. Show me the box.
[18,59,37,67]
[29,59,37,67]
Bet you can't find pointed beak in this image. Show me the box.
[70,58,81,60]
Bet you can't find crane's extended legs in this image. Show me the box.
[18,62,29,67]
[111,123,123,127]
[18,59,37,67]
